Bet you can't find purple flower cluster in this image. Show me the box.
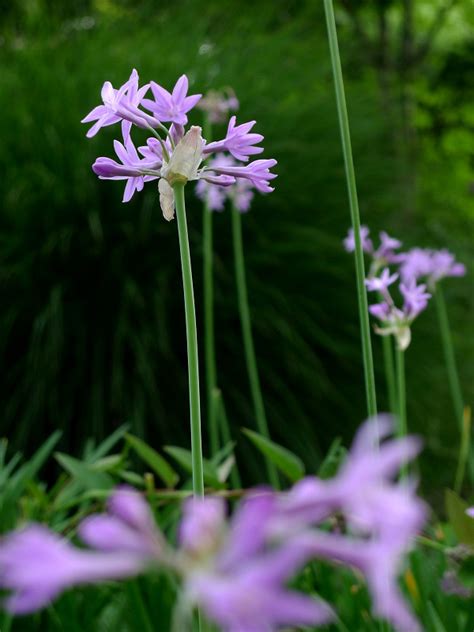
[197,88,239,123]
[83,70,277,217]
[0,419,425,631]
[399,247,466,287]
[343,226,466,349]
[366,271,431,350]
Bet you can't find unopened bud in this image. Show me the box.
[162,126,203,186]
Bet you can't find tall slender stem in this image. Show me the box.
[231,204,279,488]
[174,183,204,497]
[382,335,397,414]
[323,0,377,417]
[434,285,464,431]
[202,118,219,457]
[395,346,407,478]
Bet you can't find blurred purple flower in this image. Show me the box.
[0,525,147,615]
[79,486,164,557]
[373,231,403,264]
[343,225,373,254]
[274,417,426,632]
[400,280,431,318]
[429,249,466,284]
[302,531,422,632]
[204,116,264,162]
[398,248,433,283]
[399,248,466,286]
[365,268,398,298]
[197,88,239,124]
[141,74,202,126]
[181,494,334,632]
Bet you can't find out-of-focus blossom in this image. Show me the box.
[343,225,373,254]
[197,88,239,123]
[373,231,403,264]
[302,531,422,632]
[141,75,202,126]
[79,486,164,557]
[466,507,474,519]
[399,248,466,287]
[204,116,264,162]
[398,248,433,284]
[180,494,334,632]
[365,268,398,298]
[196,155,256,212]
[366,269,431,350]
[399,280,431,318]
[85,72,277,216]
[0,525,148,615]
[274,417,426,632]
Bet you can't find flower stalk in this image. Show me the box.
[323,0,377,417]
[395,346,407,479]
[174,183,205,497]
[231,203,279,487]
[382,334,397,414]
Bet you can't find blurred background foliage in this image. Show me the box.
[0,0,472,496]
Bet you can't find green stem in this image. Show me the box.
[202,118,219,457]
[174,183,204,497]
[382,335,397,414]
[454,406,470,494]
[395,346,407,478]
[434,285,464,431]
[231,204,279,488]
[323,0,377,418]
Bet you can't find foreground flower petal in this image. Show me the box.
[0,526,146,614]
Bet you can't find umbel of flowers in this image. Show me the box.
[343,226,466,351]
[0,418,426,632]
[83,70,277,216]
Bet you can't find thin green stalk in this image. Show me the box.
[202,117,219,457]
[174,183,205,497]
[395,346,407,478]
[434,285,464,431]
[323,0,377,417]
[231,203,279,488]
[382,335,397,414]
[454,406,470,494]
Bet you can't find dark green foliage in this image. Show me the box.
[0,0,472,495]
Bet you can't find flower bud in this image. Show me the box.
[159,179,175,221]
[162,126,203,185]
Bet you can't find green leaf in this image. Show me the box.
[318,437,346,479]
[55,452,114,491]
[242,428,305,482]
[125,434,178,488]
[163,446,222,488]
[7,431,62,503]
[445,489,474,546]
